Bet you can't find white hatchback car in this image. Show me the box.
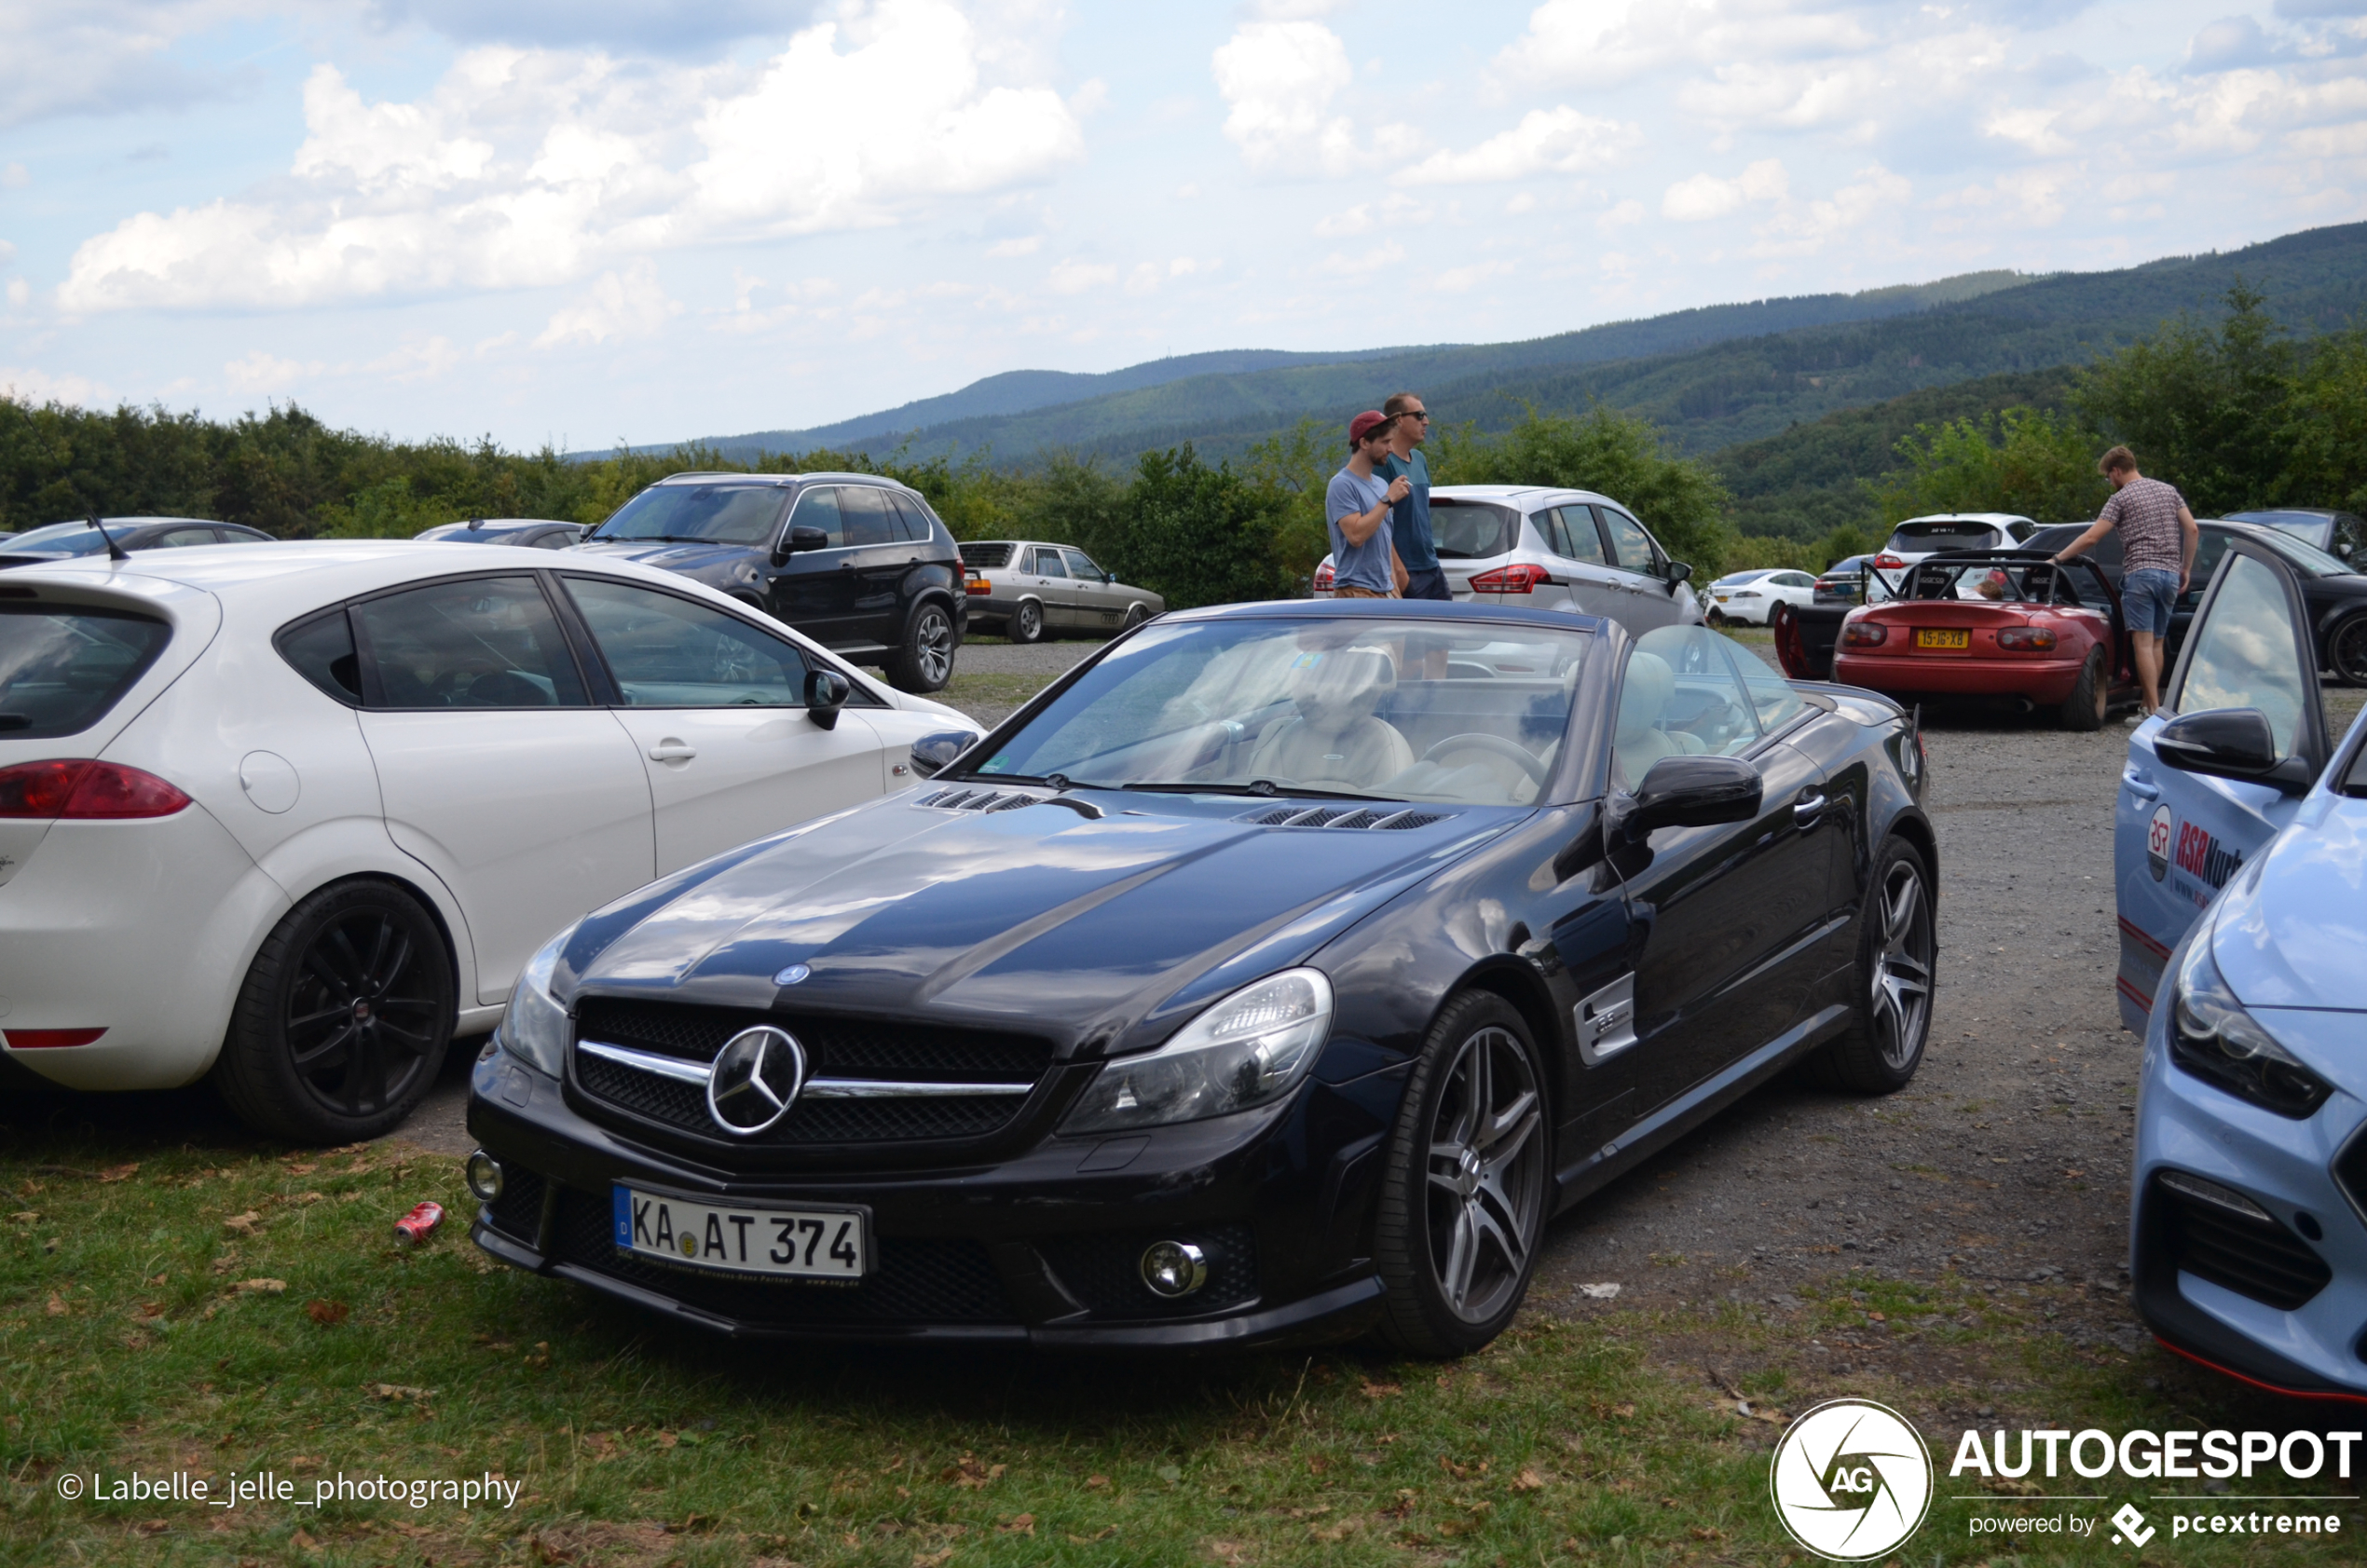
[0,542,975,1141]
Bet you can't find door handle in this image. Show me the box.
[1793,792,1827,826]
[648,740,696,762]
[2124,770,2160,800]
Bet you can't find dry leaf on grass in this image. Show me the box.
[291,1527,320,1551]
[222,1211,261,1235]
[939,1452,1004,1489]
[369,1384,433,1402]
[1358,1379,1401,1399]
[100,1163,140,1183]
[45,1294,67,1316]
[305,1300,349,1326]
[911,1551,953,1568]
[996,1514,1034,1535]
[1066,1527,1118,1543]
[1084,1473,1109,1490]
[284,1163,317,1176]
[1511,1467,1545,1492]
[1309,1518,1361,1543]
[233,1278,286,1295]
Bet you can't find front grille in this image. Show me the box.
[550,1188,1014,1325]
[570,997,1052,1148]
[1037,1223,1259,1319]
[2156,1175,2331,1311]
[1238,804,1449,830]
[484,1166,547,1243]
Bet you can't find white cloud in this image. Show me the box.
[5,278,27,307]
[1402,106,1640,184]
[1211,20,1354,173]
[1433,259,1515,293]
[1318,239,1403,278]
[223,349,318,394]
[367,334,463,382]
[535,259,681,346]
[58,0,1083,314]
[1662,158,1787,221]
[1505,192,1537,214]
[985,235,1042,257]
[0,1,264,130]
[1046,258,1115,293]
[0,163,28,189]
[0,365,110,405]
[0,239,15,266]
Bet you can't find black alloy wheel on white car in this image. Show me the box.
[888,602,956,693]
[1804,839,1936,1095]
[1373,991,1551,1357]
[1009,598,1045,645]
[213,879,457,1143]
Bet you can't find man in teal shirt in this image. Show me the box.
[1378,391,1446,600]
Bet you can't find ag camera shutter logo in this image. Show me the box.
[1769,1398,1934,1561]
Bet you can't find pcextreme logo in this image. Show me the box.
[1770,1398,1935,1561]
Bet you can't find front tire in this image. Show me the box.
[2059,646,2107,730]
[2330,612,2367,688]
[1373,992,1550,1357]
[887,601,956,692]
[1804,839,1935,1095]
[212,880,456,1143]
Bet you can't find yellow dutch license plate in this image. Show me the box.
[1915,628,1970,649]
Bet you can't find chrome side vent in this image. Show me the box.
[1238,804,1452,830]
[919,788,1039,812]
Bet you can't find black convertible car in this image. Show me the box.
[467,602,1936,1354]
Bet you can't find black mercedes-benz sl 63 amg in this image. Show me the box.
[466,600,1936,1356]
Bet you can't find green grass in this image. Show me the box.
[6,1140,2360,1566]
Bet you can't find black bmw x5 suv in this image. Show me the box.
[576,472,966,692]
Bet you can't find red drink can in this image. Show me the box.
[393,1201,445,1245]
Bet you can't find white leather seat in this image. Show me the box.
[1613,651,1690,784]
[1247,647,1414,790]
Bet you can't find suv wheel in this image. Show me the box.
[888,601,956,692]
[212,879,455,1143]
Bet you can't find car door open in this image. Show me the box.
[2114,540,2331,1030]
[564,576,889,875]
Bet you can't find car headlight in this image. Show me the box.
[1061,969,1334,1135]
[497,924,576,1079]
[2169,931,2329,1119]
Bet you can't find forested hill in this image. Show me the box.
[670,221,2367,468]
[640,270,2030,461]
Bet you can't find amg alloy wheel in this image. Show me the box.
[1806,838,1935,1094]
[1374,991,1550,1357]
[213,880,455,1143]
[888,603,956,692]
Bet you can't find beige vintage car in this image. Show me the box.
[959,540,1165,643]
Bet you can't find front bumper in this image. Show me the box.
[1831,652,2084,703]
[466,1046,1405,1349]
[2130,951,2367,1402]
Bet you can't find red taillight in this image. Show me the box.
[1468,563,1553,594]
[1873,552,1905,569]
[965,577,992,595]
[1312,563,1335,591]
[1841,620,1889,648]
[0,760,192,820]
[1997,626,2059,650]
[5,1028,107,1049]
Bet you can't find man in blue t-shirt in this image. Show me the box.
[1325,411,1411,597]
[1377,390,1446,600]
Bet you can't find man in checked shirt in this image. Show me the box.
[2049,444,2198,722]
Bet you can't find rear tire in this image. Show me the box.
[2059,647,2107,730]
[887,601,956,692]
[1705,608,1728,628]
[212,879,455,1144]
[1803,839,1935,1095]
[1372,992,1551,1357]
[1009,599,1045,645]
[2330,612,2367,688]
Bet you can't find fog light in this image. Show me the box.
[465,1151,504,1202]
[1140,1239,1208,1298]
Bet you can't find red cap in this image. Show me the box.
[1348,410,1391,446]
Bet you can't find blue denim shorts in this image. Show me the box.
[2122,567,2182,636]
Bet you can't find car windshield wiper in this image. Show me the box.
[1117,780,1405,803]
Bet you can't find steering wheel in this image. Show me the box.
[1422,732,1549,784]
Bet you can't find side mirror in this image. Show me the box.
[910,729,979,779]
[1664,561,1693,588]
[2154,707,2313,793]
[773,525,829,566]
[1606,755,1761,842]
[804,668,851,729]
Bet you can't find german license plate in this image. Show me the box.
[1915,628,1970,649]
[612,1186,869,1279]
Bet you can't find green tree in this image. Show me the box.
[1111,444,1293,609]
[1869,405,2110,525]
[2074,280,2295,513]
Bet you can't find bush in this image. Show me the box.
[1106,445,1295,609]
[1870,405,2110,525]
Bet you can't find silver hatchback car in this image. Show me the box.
[1313,484,1704,632]
[960,540,1166,643]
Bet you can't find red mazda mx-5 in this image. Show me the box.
[1825,552,2140,730]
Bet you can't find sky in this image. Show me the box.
[3,0,2366,450]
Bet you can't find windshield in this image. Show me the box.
[1431,500,1520,560]
[967,615,1592,806]
[1,605,172,737]
[2251,528,2354,578]
[1886,522,2001,553]
[8,522,119,555]
[2227,511,2333,548]
[592,485,785,546]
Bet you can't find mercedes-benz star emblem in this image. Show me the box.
[773,963,811,986]
[705,1026,807,1136]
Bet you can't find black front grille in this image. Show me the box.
[2157,1177,2331,1311]
[1037,1223,1258,1319]
[577,1051,1019,1143]
[550,1188,1014,1326]
[484,1166,547,1243]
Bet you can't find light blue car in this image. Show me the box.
[2115,532,2367,1400]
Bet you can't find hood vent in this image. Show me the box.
[1238,804,1449,831]
[919,787,1039,812]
